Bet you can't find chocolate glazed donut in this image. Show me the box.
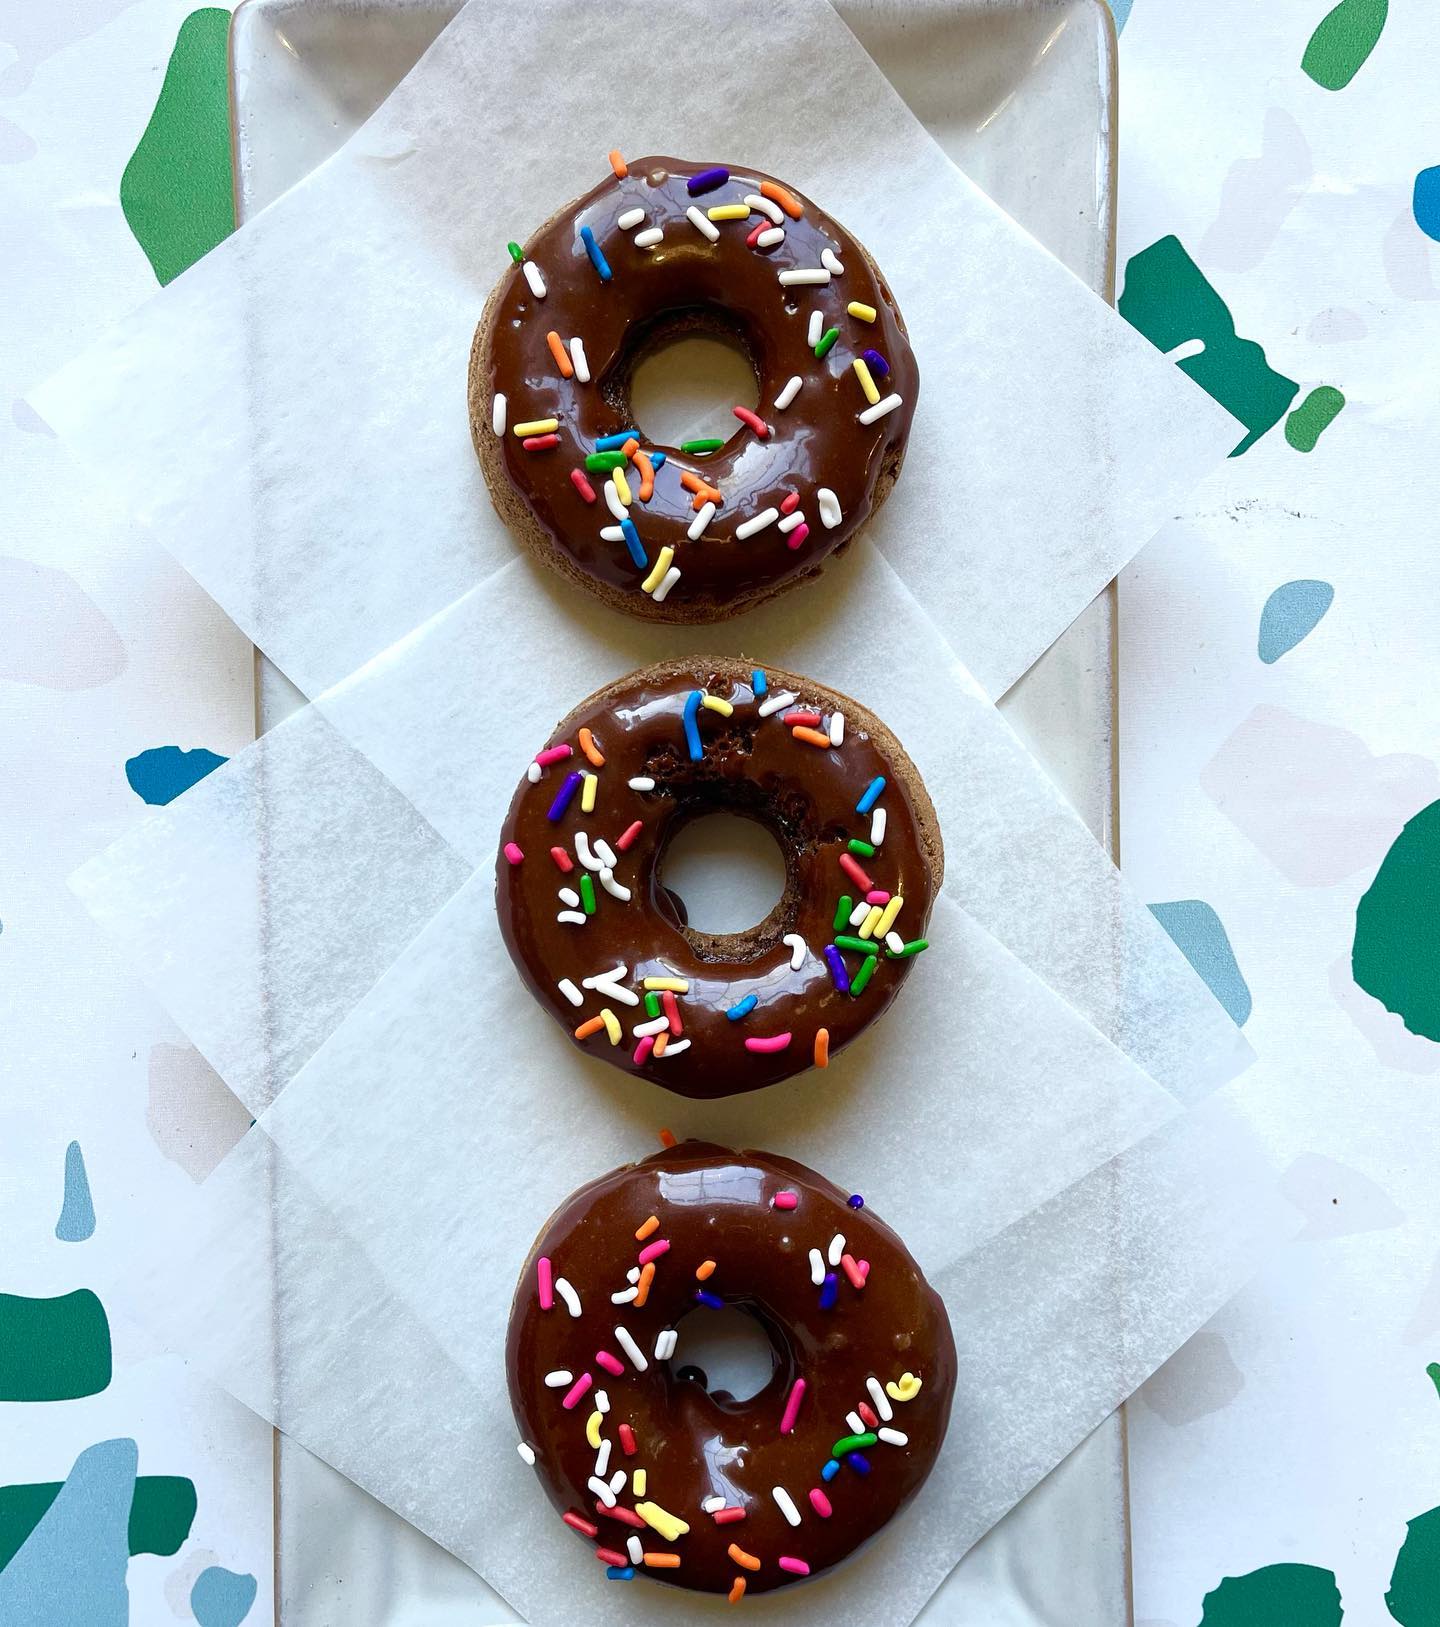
[469,153,918,622]
[508,1142,956,1599]
[495,658,942,1099]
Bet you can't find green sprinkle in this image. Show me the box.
[814,326,840,359]
[644,991,662,1019]
[680,437,725,455]
[831,1431,878,1458]
[833,935,880,956]
[847,839,876,858]
[507,241,524,263]
[585,451,629,471]
[849,955,878,997]
[580,874,596,915]
[832,894,853,931]
[888,937,929,959]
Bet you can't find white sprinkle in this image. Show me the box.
[658,1038,691,1056]
[652,565,681,603]
[687,205,720,241]
[828,1233,846,1267]
[758,690,797,718]
[821,247,845,275]
[878,1427,909,1447]
[600,524,625,542]
[594,1438,612,1477]
[654,1329,678,1361]
[871,807,887,846]
[687,501,716,540]
[627,1534,644,1565]
[756,226,785,248]
[584,966,641,1006]
[558,978,584,1007]
[627,1267,640,1283]
[885,930,906,955]
[523,261,547,299]
[559,886,580,908]
[859,392,904,424]
[599,867,631,901]
[775,375,803,410]
[518,1441,536,1465]
[617,207,645,230]
[615,1326,648,1372]
[783,933,806,971]
[543,1369,573,1387]
[807,309,824,347]
[851,901,872,928]
[629,777,656,791]
[808,1248,825,1286]
[867,1375,895,1422]
[608,1469,627,1495]
[746,192,784,223]
[589,1476,616,1507]
[702,1494,727,1514]
[557,910,587,925]
[830,712,845,747]
[736,507,779,539]
[772,1487,802,1527]
[818,488,843,529]
[780,268,830,286]
[556,1278,582,1317]
[604,478,628,520]
[595,1388,610,1414]
[612,1286,639,1304]
[569,337,590,384]
[526,762,542,783]
[777,510,806,534]
[491,393,507,436]
[575,832,605,872]
[633,227,663,249]
[633,1016,669,1038]
[846,1410,866,1435]
[595,839,618,869]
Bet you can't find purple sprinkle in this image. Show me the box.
[695,1289,724,1309]
[547,771,583,821]
[862,348,890,379]
[819,1271,838,1310]
[823,944,850,993]
[846,1452,871,1476]
[848,1193,864,1210]
[687,167,729,195]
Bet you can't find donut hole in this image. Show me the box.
[669,1304,778,1404]
[623,315,760,449]
[659,811,788,938]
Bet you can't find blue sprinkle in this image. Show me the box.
[848,1193,864,1209]
[595,429,639,451]
[862,348,889,378]
[752,668,768,698]
[606,1566,636,1581]
[726,994,758,1021]
[547,771,583,821]
[580,224,612,281]
[819,1271,838,1310]
[823,944,850,993]
[650,451,666,469]
[846,1452,871,1476]
[821,1459,840,1482]
[687,166,729,195]
[619,517,647,569]
[855,776,886,816]
[683,690,705,762]
[695,1289,725,1309]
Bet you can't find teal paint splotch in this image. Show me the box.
[0,1439,134,1626]
[1414,168,1440,243]
[124,745,227,805]
[1199,1562,1343,1624]
[191,1565,259,1627]
[1150,900,1253,1025]
[54,1140,95,1242]
[1259,580,1335,663]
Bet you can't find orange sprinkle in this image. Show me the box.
[728,1543,761,1572]
[634,1261,656,1307]
[643,1552,681,1568]
[792,726,832,748]
[575,1016,605,1040]
[760,179,803,219]
[679,470,708,494]
[696,1259,717,1281]
[545,330,574,378]
[635,1214,660,1242]
[728,1577,746,1604]
[633,450,656,501]
[577,726,605,767]
[609,149,628,178]
[814,1027,830,1068]
[621,437,640,458]
[659,1127,677,1148]
[654,1032,668,1057]
[691,488,722,512]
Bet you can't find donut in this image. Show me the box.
[508,1141,956,1599]
[469,153,918,623]
[495,658,942,1099]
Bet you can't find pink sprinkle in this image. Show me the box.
[662,990,682,1036]
[778,1557,811,1576]
[808,1488,833,1518]
[745,220,767,248]
[550,846,574,873]
[782,709,822,727]
[865,889,891,905]
[538,1256,554,1310]
[616,819,643,852]
[618,1423,637,1455]
[780,491,801,515]
[535,744,573,766]
[503,841,524,865]
[773,1190,799,1210]
[785,521,810,551]
[596,1350,625,1376]
[713,1505,747,1525]
[779,1377,807,1435]
[858,1401,879,1429]
[839,853,873,892]
[746,1033,793,1054]
[733,405,769,439]
[637,1238,670,1265]
[561,1372,593,1410]
[633,1035,654,1065]
[841,1252,867,1291]
[570,468,597,503]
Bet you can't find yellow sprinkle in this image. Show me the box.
[886,1371,923,1403]
[847,301,877,323]
[586,1410,604,1448]
[641,546,674,594]
[512,418,559,438]
[701,695,734,716]
[633,1469,648,1496]
[580,771,597,813]
[635,1500,690,1542]
[642,977,690,993]
[858,905,884,940]
[707,203,750,221]
[852,357,881,406]
[601,1008,621,1045]
[612,466,632,506]
[874,895,903,939]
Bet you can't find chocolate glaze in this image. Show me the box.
[473,156,918,619]
[496,659,941,1099]
[508,1142,957,1597]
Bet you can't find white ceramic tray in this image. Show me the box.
[229,2,1126,1621]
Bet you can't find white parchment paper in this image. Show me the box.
[30,0,1237,703]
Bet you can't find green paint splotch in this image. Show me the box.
[192,1565,258,1626]
[1353,799,1440,1044]
[0,1291,111,1401]
[1303,0,1388,91]
[55,1140,95,1242]
[119,9,234,286]
[1150,900,1252,1025]
[1387,1506,1440,1625]
[1286,386,1347,451]
[1119,235,1299,455]
[1199,1562,1344,1625]
[1427,1361,1440,1400]
[0,1475,195,1572]
[1259,580,1335,662]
